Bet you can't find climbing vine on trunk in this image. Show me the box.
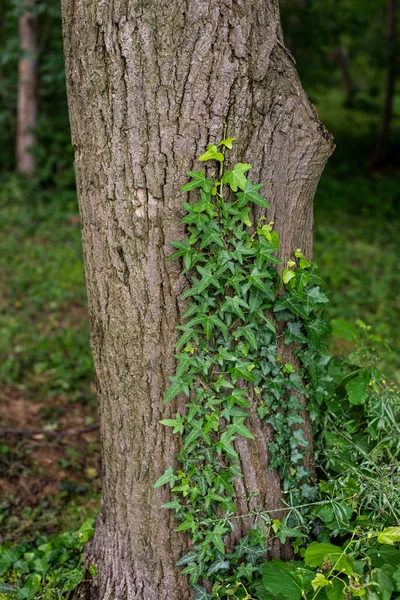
[155,140,331,595]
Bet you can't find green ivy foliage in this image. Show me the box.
[155,140,332,593]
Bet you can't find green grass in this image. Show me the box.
[0,176,93,401]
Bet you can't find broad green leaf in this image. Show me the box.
[393,566,400,591]
[372,568,395,600]
[305,543,347,570]
[262,559,303,600]
[377,527,400,545]
[368,546,400,568]
[222,163,251,192]
[198,144,224,163]
[326,579,346,600]
[345,373,369,405]
[331,319,359,342]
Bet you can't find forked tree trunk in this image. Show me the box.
[16,1,37,176]
[61,1,334,598]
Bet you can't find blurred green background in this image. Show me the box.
[0,0,399,543]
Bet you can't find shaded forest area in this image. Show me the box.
[0,0,399,598]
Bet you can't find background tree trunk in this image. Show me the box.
[16,0,37,176]
[370,0,397,170]
[61,1,334,598]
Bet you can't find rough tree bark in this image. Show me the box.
[61,1,334,598]
[16,0,37,176]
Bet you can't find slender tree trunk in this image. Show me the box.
[61,1,334,598]
[16,0,38,177]
[332,45,356,106]
[370,0,397,170]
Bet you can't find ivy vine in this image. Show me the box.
[155,139,331,595]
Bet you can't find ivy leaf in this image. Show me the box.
[254,237,281,268]
[183,266,221,298]
[305,318,331,350]
[176,552,198,567]
[221,295,249,321]
[229,418,255,439]
[154,466,177,489]
[222,163,251,192]
[181,562,201,584]
[282,269,295,284]
[230,361,256,383]
[206,531,225,554]
[181,171,214,193]
[164,376,190,403]
[0,583,17,594]
[192,584,214,600]
[199,222,224,249]
[218,137,236,149]
[176,325,199,350]
[284,321,308,345]
[198,144,224,163]
[236,180,270,208]
[236,325,258,349]
[206,560,230,577]
[274,294,308,319]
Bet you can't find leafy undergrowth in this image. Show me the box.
[0,519,95,600]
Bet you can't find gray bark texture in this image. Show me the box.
[16,2,38,176]
[61,1,334,598]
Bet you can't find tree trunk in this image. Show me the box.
[61,1,334,598]
[332,45,356,107]
[16,1,37,177]
[370,0,397,170]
